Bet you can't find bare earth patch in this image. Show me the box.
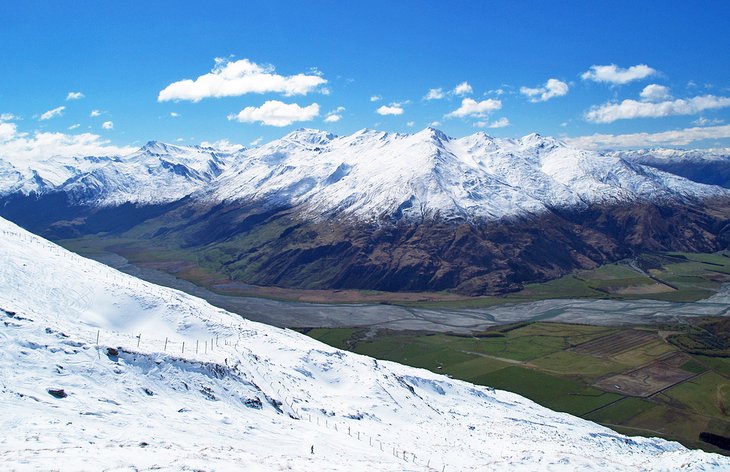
[594,353,697,397]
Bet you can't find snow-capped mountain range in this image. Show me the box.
[1,128,727,220]
[3,128,730,295]
[1,215,727,470]
[0,141,235,205]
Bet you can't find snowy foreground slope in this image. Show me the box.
[0,218,727,471]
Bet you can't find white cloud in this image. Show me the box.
[581,64,656,85]
[249,137,263,146]
[585,94,730,123]
[102,121,114,130]
[320,87,331,96]
[0,124,136,160]
[227,100,320,127]
[693,116,724,126]
[406,121,415,127]
[445,98,501,118]
[0,121,17,141]
[473,121,488,128]
[429,121,442,127]
[452,81,473,96]
[640,84,671,102]
[158,58,327,102]
[90,109,102,117]
[376,104,404,116]
[489,117,510,128]
[66,91,84,101]
[0,113,18,122]
[170,112,181,118]
[200,139,244,152]
[424,88,445,100]
[68,123,80,130]
[40,106,65,121]
[370,95,381,102]
[520,79,569,103]
[565,124,730,149]
[324,106,345,123]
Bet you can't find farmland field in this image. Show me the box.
[303,320,730,455]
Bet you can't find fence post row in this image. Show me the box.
[83,324,449,471]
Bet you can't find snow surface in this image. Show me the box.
[608,148,730,164]
[209,128,727,221]
[0,129,726,221]
[0,141,236,205]
[1,216,728,471]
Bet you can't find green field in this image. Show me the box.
[303,321,730,455]
[58,232,730,307]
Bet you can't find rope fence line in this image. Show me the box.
[91,326,449,471]
[4,230,450,471]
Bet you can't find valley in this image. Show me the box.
[303,320,730,455]
[51,237,730,454]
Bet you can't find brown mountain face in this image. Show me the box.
[87,198,730,295]
[3,194,730,295]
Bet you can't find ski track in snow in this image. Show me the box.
[0,217,729,470]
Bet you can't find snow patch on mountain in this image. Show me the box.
[0,217,728,470]
[211,128,727,221]
[0,130,727,218]
[0,141,239,205]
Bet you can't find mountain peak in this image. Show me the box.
[283,128,336,146]
[415,126,451,143]
[139,140,177,154]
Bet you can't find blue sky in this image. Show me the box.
[1,0,730,156]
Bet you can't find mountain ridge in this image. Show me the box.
[3,129,730,295]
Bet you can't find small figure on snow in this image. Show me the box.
[310,445,314,454]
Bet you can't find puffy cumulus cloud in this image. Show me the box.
[489,117,510,128]
[158,58,327,102]
[585,95,730,123]
[640,84,671,102]
[0,113,18,121]
[0,121,17,141]
[445,98,502,118]
[581,64,655,85]
[424,88,445,100]
[227,100,320,127]
[66,91,84,101]
[199,139,244,152]
[324,106,345,123]
[40,106,65,120]
[102,121,114,130]
[452,81,473,96]
[376,104,404,116]
[0,127,136,161]
[565,124,730,149]
[369,95,381,102]
[520,79,569,103]
[90,109,102,117]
